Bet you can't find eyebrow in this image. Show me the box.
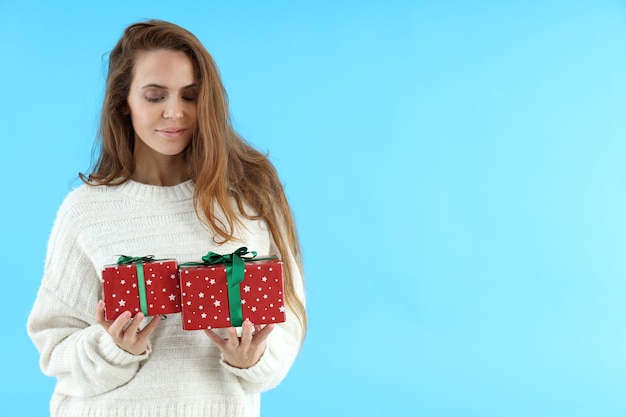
[141,83,198,89]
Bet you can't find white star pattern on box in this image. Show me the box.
[102,259,181,320]
[179,260,286,330]
[119,300,126,306]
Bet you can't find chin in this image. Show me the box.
[161,149,188,157]
[155,143,191,157]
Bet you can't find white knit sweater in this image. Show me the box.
[27,180,304,417]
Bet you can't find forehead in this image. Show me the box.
[131,49,197,86]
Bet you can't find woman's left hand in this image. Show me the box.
[204,319,274,368]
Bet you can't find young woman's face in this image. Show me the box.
[127,49,198,158]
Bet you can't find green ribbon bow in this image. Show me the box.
[199,247,257,327]
[116,255,155,316]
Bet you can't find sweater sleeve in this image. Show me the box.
[221,236,305,393]
[26,194,150,398]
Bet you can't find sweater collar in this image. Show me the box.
[115,179,195,202]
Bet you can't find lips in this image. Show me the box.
[157,128,187,138]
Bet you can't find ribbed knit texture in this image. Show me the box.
[27,180,304,417]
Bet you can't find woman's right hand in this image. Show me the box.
[95,300,161,355]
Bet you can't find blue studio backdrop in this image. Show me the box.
[2,1,626,416]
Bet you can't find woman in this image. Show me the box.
[27,19,306,417]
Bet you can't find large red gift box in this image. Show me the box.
[101,257,181,320]
[180,258,286,330]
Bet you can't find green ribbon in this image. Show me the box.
[116,255,155,316]
[181,247,277,327]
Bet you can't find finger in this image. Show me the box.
[138,314,161,337]
[251,323,275,345]
[124,312,144,335]
[95,300,110,329]
[226,327,239,349]
[134,315,160,347]
[108,311,132,336]
[240,319,254,347]
[204,329,227,349]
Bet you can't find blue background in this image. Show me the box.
[2,1,626,416]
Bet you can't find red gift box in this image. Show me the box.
[101,257,181,320]
[180,257,286,330]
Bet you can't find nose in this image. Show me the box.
[163,99,183,119]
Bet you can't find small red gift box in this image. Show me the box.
[101,256,181,320]
[179,250,286,330]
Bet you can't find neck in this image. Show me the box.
[132,144,190,187]
[131,165,189,186]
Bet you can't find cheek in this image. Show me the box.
[129,105,154,130]
[189,109,198,126]
[129,112,144,133]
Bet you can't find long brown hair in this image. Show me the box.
[81,20,306,339]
